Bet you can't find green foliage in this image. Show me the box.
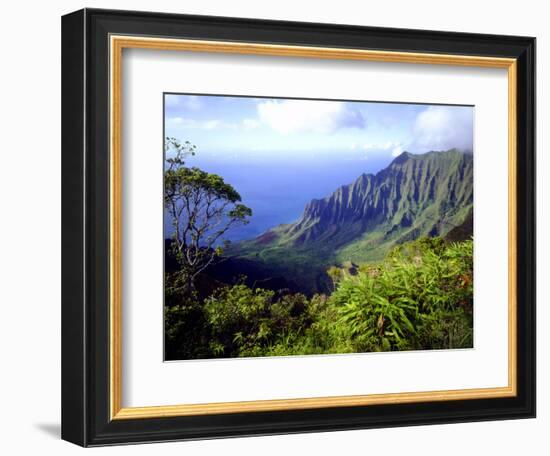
[329,237,473,352]
[202,284,314,357]
[165,167,244,204]
[165,236,473,360]
[164,139,252,293]
[164,136,196,166]
[229,149,474,294]
[164,277,211,359]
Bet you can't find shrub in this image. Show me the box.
[165,237,473,359]
[329,237,473,352]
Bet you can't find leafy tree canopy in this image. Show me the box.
[164,138,252,293]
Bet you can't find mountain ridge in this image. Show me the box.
[228,149,473,293]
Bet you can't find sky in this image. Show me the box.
[164,94,473,164]
[163,94,474,241]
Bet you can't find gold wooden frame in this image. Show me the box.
[109,35,518,420]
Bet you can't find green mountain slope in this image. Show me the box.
[228,149,473,293]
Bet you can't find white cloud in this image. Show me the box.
[168,117,192,126]
[167,117,222,130]
[242,118,260,130]
[391,145,405,157]
[168,116,262,132]
[363,141,405,156]
[359,106,472,158]
[257,99,365,134]
[203,120,221,130]
[411,105,473,152]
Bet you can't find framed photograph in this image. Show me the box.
[61,8,535,447]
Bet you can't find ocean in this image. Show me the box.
[163,151,392,243]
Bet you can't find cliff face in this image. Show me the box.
[282,149,473,247]
[230,149,473,292]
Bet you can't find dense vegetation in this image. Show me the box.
[229,150,474,293]
[163,139,473,360]
[165,236,473,360]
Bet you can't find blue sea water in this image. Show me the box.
[163,152,392,242]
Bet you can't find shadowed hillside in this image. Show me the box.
[228,149,473,293]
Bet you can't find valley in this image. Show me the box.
[226,149,473,293]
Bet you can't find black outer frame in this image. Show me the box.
[61,8,536,447]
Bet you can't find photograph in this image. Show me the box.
[163,94,474,361]
[58,6,536,447]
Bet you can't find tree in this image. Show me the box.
[164,138,252,292]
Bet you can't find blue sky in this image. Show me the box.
[164,94,473,164]
[163,94,473,242]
